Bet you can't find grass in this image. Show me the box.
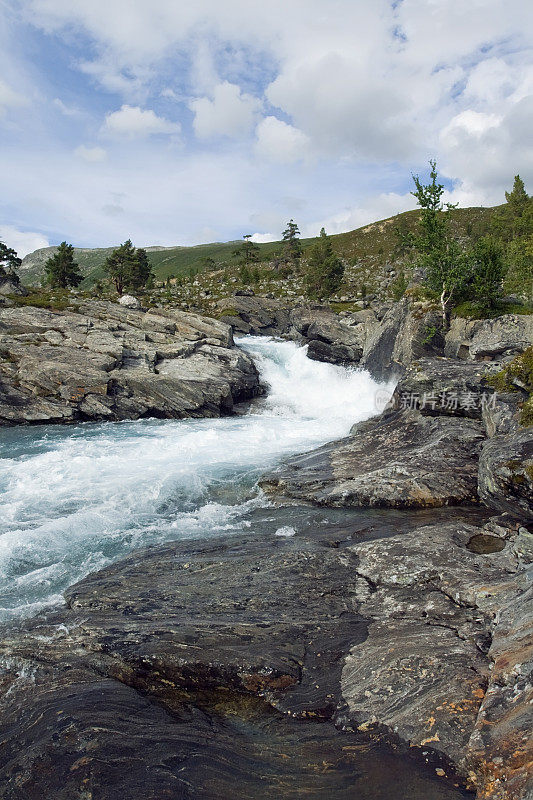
[487,346,533,426]
[453,300,533,319]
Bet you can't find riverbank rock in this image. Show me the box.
[215,295,292,335]
[0,512,530,799]
[445,315,533,361]
[359,298,445,381]
[478,428,533,519]
[260,408,484,508]
[0,300,260,425]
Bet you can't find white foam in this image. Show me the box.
[0,335,392,622]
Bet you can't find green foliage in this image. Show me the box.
[104,240,154,294]
[305,228,344,298]
[44,241,83,288]
[0,241,21,278]
[233,235,260,270]
[6,289,73,311]
[487,346,533,426]
[464,236,506,313]
[390,269,408,300]
[281,219,302,265]
[411,160,465,322]
[421,324,439,345]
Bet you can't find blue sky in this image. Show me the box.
[1,0,532,256]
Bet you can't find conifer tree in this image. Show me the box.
[233,234,260,270]
[104,239,138,294]
[282,219,302,266]
[44,241,83,288]
[0,241,22,277]
[128,247,154,292]
[305,228,344,298]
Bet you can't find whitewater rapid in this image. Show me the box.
[0,336,392,623]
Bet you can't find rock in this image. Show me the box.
[478,428,533,519]
[214,295,291,335]
[305,318,364,364]
[0,272,27,296]
[0,300,260,425]
[360,298,445,381]
[445,315,533,361]
[118,294,141,309]
[0,515,530,798]
[392,357,500,419]
[260,408,485,508]
[341,518,531,796]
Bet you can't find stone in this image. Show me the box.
[118,294,141,309]
[445,315,533,361]
[478,428,533,519]
[0,300,260,425]
[260,408,485,508]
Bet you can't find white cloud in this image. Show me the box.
[0,79,26,114]
[53,97,81,116]
[301,192,417,239]
[74,144,107,162]
[255,116,310,163]
[190,81,261,139]
[102,105,180,138]
[0,226,49,258]
[250,232,277,243]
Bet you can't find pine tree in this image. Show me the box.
[505,175,529,215]
[233,235,260,270]
[128,247,154,292]
[305,228,344,298]
[0,241,22,277]
[44,241,83,288]
[104,239,137,294]
[281,219,302,266]
[412,160,466,325]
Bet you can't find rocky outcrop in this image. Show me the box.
[260,408,484,508]
[0,300,260,425]
[359,298,445,380]
[478,429,533,518]
[215,294,292,335]
[0,513,530,798]
[445,315,533,361]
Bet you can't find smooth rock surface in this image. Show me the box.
[260,408,484,508]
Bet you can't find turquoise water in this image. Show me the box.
[0,336,390,622]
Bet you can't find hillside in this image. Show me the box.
[20,205,500,294]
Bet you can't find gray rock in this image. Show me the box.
[0,300,260,425]
[445,315,533,361]
[360,298,445,381]
[260,409,484,508]
[478,428,533,519]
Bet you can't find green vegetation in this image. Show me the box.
[488,346,533,426]
[44,241,83,288]
[305,228,344,298]
[6,288,77,311]
[104,240,154,294]
[0,241,21,284]
[281,219,302,269]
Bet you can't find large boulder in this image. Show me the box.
[478,428,533,519]
[0,300,260,425]
[445,315,533,361]
[360,298,445,380]
[214,295,292,335]
[260,408,484,508]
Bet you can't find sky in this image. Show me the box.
[1,0,532,256]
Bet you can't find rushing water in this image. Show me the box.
[0,336,392,623]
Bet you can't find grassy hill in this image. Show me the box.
[20,205,500,294]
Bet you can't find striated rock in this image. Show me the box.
[214,295,292,335]
[392,358,499,419]
[360,298,445,381]
[0,300,260,425]
[445,315,533,361]
[341,518,532,796]
[0,515,530,798]
[305,317,364,364]
[478,428,533,519]
[260,408,485,508]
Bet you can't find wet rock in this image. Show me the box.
[0,300,260,425]
[305,317,364,365]
[260,409,485,508]
[445,315,533,361]
[214,295,292,335]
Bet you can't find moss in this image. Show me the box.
[453,300,533,319]
[487,346,533,426]
[7,291,72,311]
[525,464,533,481]
[216,307,240,319]
[329,301,363,313]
